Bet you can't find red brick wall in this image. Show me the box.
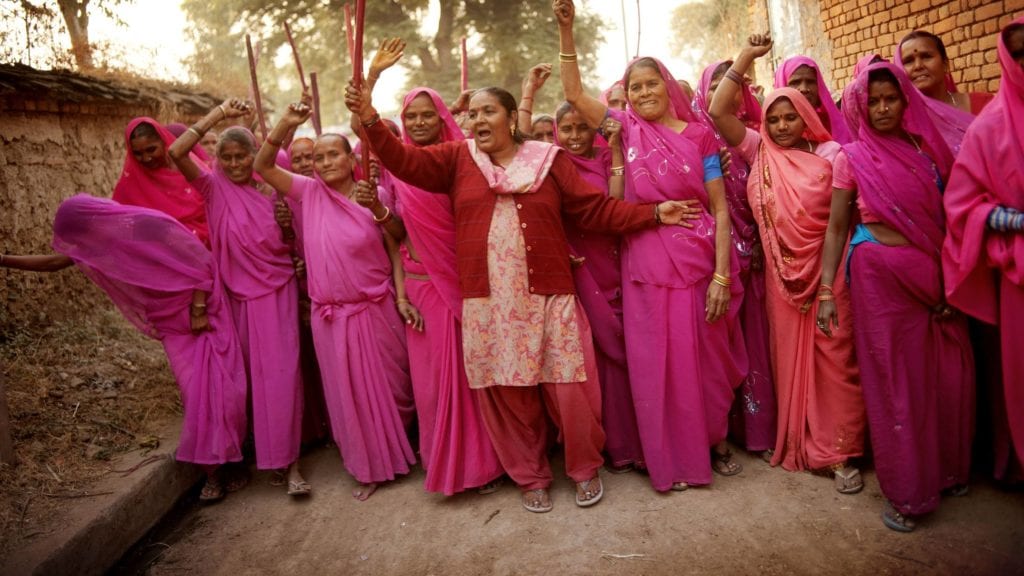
[823,0,1023,93]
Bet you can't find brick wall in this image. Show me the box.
[822,0,1022,92]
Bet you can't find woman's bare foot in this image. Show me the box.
[353,483,378,501]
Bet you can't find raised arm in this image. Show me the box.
[254,101,313,197]
[349,38,406,132]
[709,33,772,147]
[604,117,626,200]
[554,0,608,128]
[169,98,251,181]
[519,63,552,136]
[344,79,457,194]
[0,253,73,272]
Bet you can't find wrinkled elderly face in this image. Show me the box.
[627,64,670,122]
[289,138,315,177]
[199,130,218,158]
[900,36,948,96]
[532,119,555,143]
[313,135,354,186]
[787,65,820,107]
[217,140,254,184]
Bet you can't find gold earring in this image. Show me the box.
[509,125,515,137]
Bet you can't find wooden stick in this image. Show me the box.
[311,72,322,136]
[460,36,468,93]
[283,21,308,92]
[344,3,354,64]
[245,33,268,141]
[353,0,370,179]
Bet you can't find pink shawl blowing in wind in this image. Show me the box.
[52,194,246,465]
[774,57,852,144]
[113,117,210,246]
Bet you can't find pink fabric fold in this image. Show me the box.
[774,57,852,144]
[113,117,209,246]
[52,194,246,466]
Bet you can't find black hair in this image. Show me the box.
[1003,22,1024,46]
[710,61,732,84]
[129,122,160,141]
[471,86,526,144]
[624,57,662,87]
[867,67,902,91]
[900,30,949,62]
[215,127,256,157]
[532,114,555,127]
[554,101,575,124]
[316,133,353,153]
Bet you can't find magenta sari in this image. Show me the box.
[693,60,776,452]
[194,135,303,471]
[614,57,747,490]
[52,195,247,466]
[774,57,852,144]
[289,174,415,484]
[943,18,1024,477]
[893,43,977,155]
[844,62,974,515]
[114,118,210,247]
[555,135,643,468]
[392,87,502,494]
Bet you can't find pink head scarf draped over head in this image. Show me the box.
[895,32,959,94]
[893,38,976,154]
[694,60,763,131]
[553,102,613,189]
[113,117,210,247]
[748,88,834,305]
[774,56,852,144]
[853,54,886,79]
[942,16,1024,324]
[842,61,954,256]
[393,87,466,318]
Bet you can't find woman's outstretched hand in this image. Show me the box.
[370,38,406,78]
[655,199,704,228]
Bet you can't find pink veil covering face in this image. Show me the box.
[392,87,465,318]
[843,61,954,256]
[894,39,977,154]
[113,117,210,246]
[51,194,215,339]
[749,88,834,305]
[942,17,1024,322]
[774,57,852,144]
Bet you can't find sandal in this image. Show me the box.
[269,469,287,487]
[575,476,604,508]
[287,479,312,497]
[711,448,743,476]
[199,477,225,503]
[881,502,916,533]
[671,482,689,492]
[521,489,553,513]
[477,476,504,495]
[833,466,864,495]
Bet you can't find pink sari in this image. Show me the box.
[893,43,977,155]
[614,57,747,490]
[114,118,210,247]
[52,195,246,466]
[194,136,303,471]
[392,87,502,494]
[748,88,864,470]
[289,174,415,484]
[844,62,974,515]
[694,60,776,452]
[774,57,852,144]
[943,17,1024,474]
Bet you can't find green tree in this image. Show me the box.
[181,0,604,125]
[670,0,748,81]
[1,0,132,70]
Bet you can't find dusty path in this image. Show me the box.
[131,445,1024,575]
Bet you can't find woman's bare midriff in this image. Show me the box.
[864,222,909,246]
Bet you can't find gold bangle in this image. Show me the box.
[217,104,228,119]
[558,52,578,63]
[397,298,410,304]
[817,294,835,301]
[712,272,732,287]
[186,127,202,138]
[610,167,624,176]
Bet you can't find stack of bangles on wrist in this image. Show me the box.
[373,206,393,225]
[725,68,744,85]
[558,52,578,63]
[712,273,732,288]
[610,165,625,176]
[817,283,835,301]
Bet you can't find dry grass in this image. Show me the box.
[0,304,181,563]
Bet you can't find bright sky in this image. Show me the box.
[80,0,698,103]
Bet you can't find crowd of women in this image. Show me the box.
[2,1,1022,533]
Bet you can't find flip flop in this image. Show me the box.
[287,480,312,497]
[711,448,743,476]
[477,476,504,495]
[882,503,916,533]
[521,489,553,513]
[834,467,864,495]
[199,477,225,503]
[671,482,689,492]
[575,477,603,508]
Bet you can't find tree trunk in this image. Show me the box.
[57,0,93,69]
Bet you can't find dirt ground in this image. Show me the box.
[128,445,1024,576]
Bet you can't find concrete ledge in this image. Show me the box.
[2,421,202,576]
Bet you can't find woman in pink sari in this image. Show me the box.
[695,58,777,459]
[558,0,747,492]
[553,100,644,472]
[1,195,248,502]
[774,56,852,144]
[168,100,308,497]
[819,62,975,532]
[896,31,983,154]
[254,103,416,501]
[943,19,1024,483]
[711,35,865,492]
[113,118,209,247]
